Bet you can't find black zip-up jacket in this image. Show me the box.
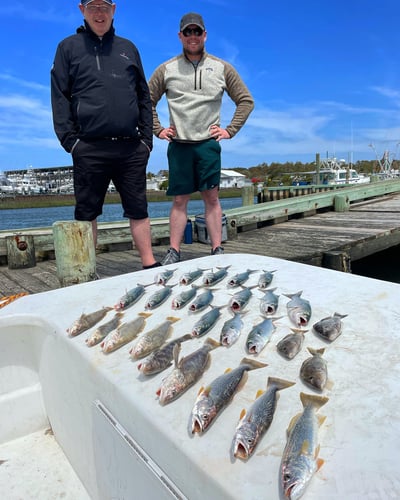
[51,21,153,153]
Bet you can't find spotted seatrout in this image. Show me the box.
[100,312,151,353]
[129,316,180,360]
[157,338,220,405]
[67,307,113,337]
[85,312,124,347]
[259,287,280,316]
[313,312,347,342]
[277,329,307,360]
[232,377,295,460]
[190,357,267,434]
[300,347,328,391]
[114,283,150,311]
[280,392,329,500]
[285,291,312,327]
[137,334,192,375]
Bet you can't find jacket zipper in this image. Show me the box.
[94,45,101,71]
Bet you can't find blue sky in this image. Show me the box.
[1,0,400,173]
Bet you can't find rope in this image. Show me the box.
[0,292,29,309]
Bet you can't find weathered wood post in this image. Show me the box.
[242,185,255,206]
[334,194,350,212]
[6,234,36,269]
[52,221,97,287]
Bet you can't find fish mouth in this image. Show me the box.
[191,417,203,434]
[230,301,240,311]
[247,344,258,354]
[221,336,229,346]
[233,441,249,460]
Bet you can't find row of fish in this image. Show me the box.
[65,263,347,499]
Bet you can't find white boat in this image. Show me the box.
[0,171,15,193]
[312,157,370,185]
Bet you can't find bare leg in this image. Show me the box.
[130,217,157,267]
[169,194,191,251]
[201,187,222,250]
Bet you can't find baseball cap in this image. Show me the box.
[81,0,113,6]
[180,13,205,31]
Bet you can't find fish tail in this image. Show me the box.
[138,312,152,318]
[307,346,325,356]
[290,328,308,334]
[166,316,181,324]
[205,338,220,349]
[300,391,329,411]
[239,357,268,370]
[284,290,302,299]
[178,333,193,342]
[266,377,295,391]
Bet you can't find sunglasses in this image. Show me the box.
[182,27,204,37]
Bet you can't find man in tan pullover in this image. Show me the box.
[149,12,254,265]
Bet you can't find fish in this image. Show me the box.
[113,283,151,311]
[171,286,198,310]
[246,316,280,354]
[129,316,180,360]
[202,265,231,286]
[85,312,124,347]
[67,307,113,337]
[137,334,192,375]
[155,268,177,285]
[285,291,312,327]
[313,312,348,342]
[258,269,276,289]
[144,285,175,310]
[100,312,151,353]
[179,268,209,286]
[157,337,220,405]
[300,347,328,391]
[280,392,329,500]
[232,377,295,460]
[188,288,215,312]
[220,311,247,346]
[192,305,224,337]
[228,286,255,312]
[277,329,307,360]
[190,357,267,434]
[259,287,280,316]
[226,269,257,288]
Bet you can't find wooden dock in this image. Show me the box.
[1,189,400,300]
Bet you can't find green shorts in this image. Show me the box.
[166,140,221,196]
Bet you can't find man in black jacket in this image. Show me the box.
[51,0,160,269]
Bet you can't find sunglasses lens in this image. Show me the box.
[182,27,203,37]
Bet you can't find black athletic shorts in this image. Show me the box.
[71,139,150,221]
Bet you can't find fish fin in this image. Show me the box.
[317,415,327,427]
[240,357,268,370]
[166,316,181,323]
[205,338,220,349]
[267,377,295,391]
[197,386,205,396]
[290,328,308,335]
[255,389,265,399]
[236,372,249,392]
[138,312,152,318]
[172,343,181,366]
[284,291,302,299]
[287,414,301,435]
[334,312,348,319]
[316,457,325,471]
[178,333,193,342]
[224,367,233,374]
[239,408,247,420]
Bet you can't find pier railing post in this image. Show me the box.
[242,185,255,206]
[52,221,97,287]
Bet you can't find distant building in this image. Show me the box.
[220,169,250,188]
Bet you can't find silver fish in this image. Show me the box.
[137,334,192,375]
[67,307,113,337]
[144,285,175,310]
[300,347,328,391]
[280,392,329,500]
[285,291,312,327]
[228,286,255,312]
[113,283,150,311]
[192,305,224,337]
[246,316,280,354]
[313,312,347,342]
[129,316,180,360]
[259,287,280,316]
[188,288,214,312]
[179,268,209,286]
[171,286,198,310]
[258,269,276,289]
[85,312,124,347]
[190,357,267,434]
[155,268,177,285]
[232,377,295,460]
[101,312,151,353]
[157,337,220,405]
[202,265,231,286]
[277,329,307,360]
[220,311,247,346]
[226,269,257,288]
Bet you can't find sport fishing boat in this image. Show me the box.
[312,157,370,185]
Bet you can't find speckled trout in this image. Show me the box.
[67,307,113,337]
[137,334,192,375]
[190,357,267,434]
[85,312,124,347]
[129,316,180,360]
[100,312,151,353]
[157,338,220,405]
[232,377,295,460]
[280,392,329,500]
